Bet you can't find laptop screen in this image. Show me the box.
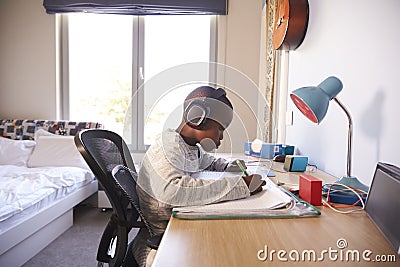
[365,162,400,255]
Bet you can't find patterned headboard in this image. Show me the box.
[0,119,102,140]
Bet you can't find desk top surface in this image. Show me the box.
[152,162,399,267]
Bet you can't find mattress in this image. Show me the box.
[0,165,95,233]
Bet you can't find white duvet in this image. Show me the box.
[0,165,95,222]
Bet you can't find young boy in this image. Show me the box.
[132,86,265,266]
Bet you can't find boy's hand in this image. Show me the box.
[225,159,246,172]
[242,174,266,195]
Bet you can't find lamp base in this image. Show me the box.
[322,176,369,205]
[324,176,369,194]
[336,176,369,192]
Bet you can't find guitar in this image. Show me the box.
[272,0,309,50]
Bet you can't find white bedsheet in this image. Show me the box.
[0,165,95,222]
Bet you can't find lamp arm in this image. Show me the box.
[333,97,353,177]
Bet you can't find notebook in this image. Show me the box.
[365,162,400,255]
[174,177,292,215]
[172,172,324,219]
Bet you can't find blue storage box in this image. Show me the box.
[244,142,281,159]
[244,142,295,159]
[282,145,295,155]
[283,155,308,172]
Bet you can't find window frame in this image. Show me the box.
[58,14,218,152]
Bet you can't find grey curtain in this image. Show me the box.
[43,0,227,15]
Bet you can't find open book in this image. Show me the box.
[172,176,295,219]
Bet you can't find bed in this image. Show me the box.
[0,119,102,267]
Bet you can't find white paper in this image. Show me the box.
[174,177,292,215]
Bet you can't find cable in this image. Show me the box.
[322,200,364,214]
[322,183,366,214]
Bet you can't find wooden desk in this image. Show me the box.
[152,162,399,266]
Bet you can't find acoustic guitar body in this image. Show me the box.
[272,0,309,50]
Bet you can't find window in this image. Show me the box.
[63,13,217,151]
[67,14,133,136]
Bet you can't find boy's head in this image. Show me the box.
[181,86,234,150]
[183,86,233,129]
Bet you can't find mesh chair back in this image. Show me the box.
[75,129,136,214]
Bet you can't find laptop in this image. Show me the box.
[365,162,400,255]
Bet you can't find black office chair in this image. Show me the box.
[75,129,161,267]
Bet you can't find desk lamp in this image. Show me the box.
[290,76,369,192]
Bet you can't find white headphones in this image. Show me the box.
[184,88,228,128]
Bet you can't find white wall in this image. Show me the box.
[217,0,262,152]
[0,0,57,119]
[286,0,400,185]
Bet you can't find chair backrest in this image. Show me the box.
[74,129,148,266]
[75,129,136,215]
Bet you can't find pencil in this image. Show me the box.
[236,160,249,176]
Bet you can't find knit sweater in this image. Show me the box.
[132,129,250,266]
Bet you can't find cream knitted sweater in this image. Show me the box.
[132,129,249,266]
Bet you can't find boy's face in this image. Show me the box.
[197,119,225,149]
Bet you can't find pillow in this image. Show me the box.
[34,128,58,140]
[0,138,36,166]
[27,135,89,169]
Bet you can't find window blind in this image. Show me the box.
[43,0,227,15]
